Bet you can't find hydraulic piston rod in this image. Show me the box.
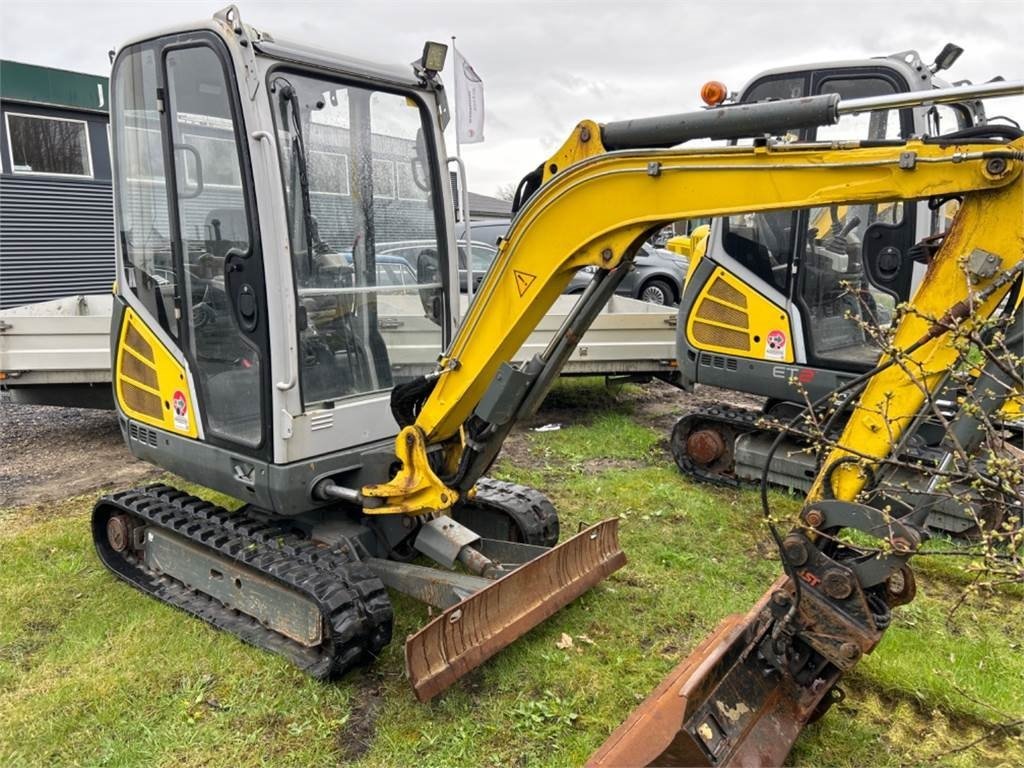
[599,80,1024,150]
[601,93,840,149]
[839,80,1024,114]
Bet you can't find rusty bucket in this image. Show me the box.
[588,577,837,767]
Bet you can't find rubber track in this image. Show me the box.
[92,484,392,679]
[460,478,561,547]
[669,404,763,486]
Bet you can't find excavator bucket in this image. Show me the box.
[588,577,838,767]
[405,518,625,701]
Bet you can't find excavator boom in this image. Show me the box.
[368,135,1023,506]
[364,83,1024,750]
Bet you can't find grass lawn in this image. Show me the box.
[1,379,1021,766]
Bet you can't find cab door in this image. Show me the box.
[111,33,270,455]
[795,70,915,370]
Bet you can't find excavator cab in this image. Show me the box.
[110,10,454,479]
[679,49,980,395]
[99,5,624,701]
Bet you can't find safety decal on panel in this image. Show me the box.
[513,269,537,297]
[765,329,787,360]
[172,389,190,432]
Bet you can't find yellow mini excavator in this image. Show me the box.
[96,6,1023,761]
[664,45,1024,538]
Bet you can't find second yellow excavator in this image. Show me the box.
[662,46,1024,539]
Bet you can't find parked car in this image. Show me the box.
[375,228,687,305]
[565,243,688,306]
[371,240,499,292]
[456,218,510,248]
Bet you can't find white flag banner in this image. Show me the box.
[454,47,485,144]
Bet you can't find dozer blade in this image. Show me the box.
[588,576,838,768]
[405,518,625,701]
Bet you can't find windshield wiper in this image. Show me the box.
[277,81,316,278]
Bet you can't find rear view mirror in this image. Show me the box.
[416,248,444,327]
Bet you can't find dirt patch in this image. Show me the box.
[0,618,58,672]
[498,430,533,470]
[455,667,486,698]
[627,380,764,434]
[0,403,159,508]
[582,457,648,473]
[495,380,763,474]
[335,673,386,762]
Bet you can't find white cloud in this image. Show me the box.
[2,0,1021,195]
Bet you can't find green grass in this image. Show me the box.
[1,378,1021,766]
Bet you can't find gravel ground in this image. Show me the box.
[0,402,159,508]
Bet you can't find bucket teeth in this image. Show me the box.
[405,518,625,702]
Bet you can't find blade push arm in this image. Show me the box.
[363,134,1023,515]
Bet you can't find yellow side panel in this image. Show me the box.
[1001,394,1024,421]
[685,266,793,363]
[114,307,198,438]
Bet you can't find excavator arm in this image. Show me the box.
[359,87,1024,742]
[364,132,1023,516]
[589,172,1024,767]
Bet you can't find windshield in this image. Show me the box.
[270,71,445,407]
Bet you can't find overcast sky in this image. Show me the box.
[2,0,1021,195]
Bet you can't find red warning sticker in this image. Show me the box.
[172,389,189,431]
[765,329,787,360]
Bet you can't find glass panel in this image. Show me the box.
[7,113,92,176]
[114,48,177,340]
[183,133,243,186]
[801,78,906,366]
[123,127,164,181]
[166,45,262,445]
[468,243,497,272]
[719,77,807,291]
[373,158,396,198]
[816,78,901,143]
[925,103,970,137]
[722,210,794,294]
[271,71,445,407]
[799,201,903,365]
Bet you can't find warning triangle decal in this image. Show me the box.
[513,270,537,297]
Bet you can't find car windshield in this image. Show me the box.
[465,242,496,271]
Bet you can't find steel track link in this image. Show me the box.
[92,484,393,679]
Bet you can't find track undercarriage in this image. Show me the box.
[93,479,623,697]
[669,403,1019,538]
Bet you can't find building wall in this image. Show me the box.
[0,175,115,307]
[0,96,115,309]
